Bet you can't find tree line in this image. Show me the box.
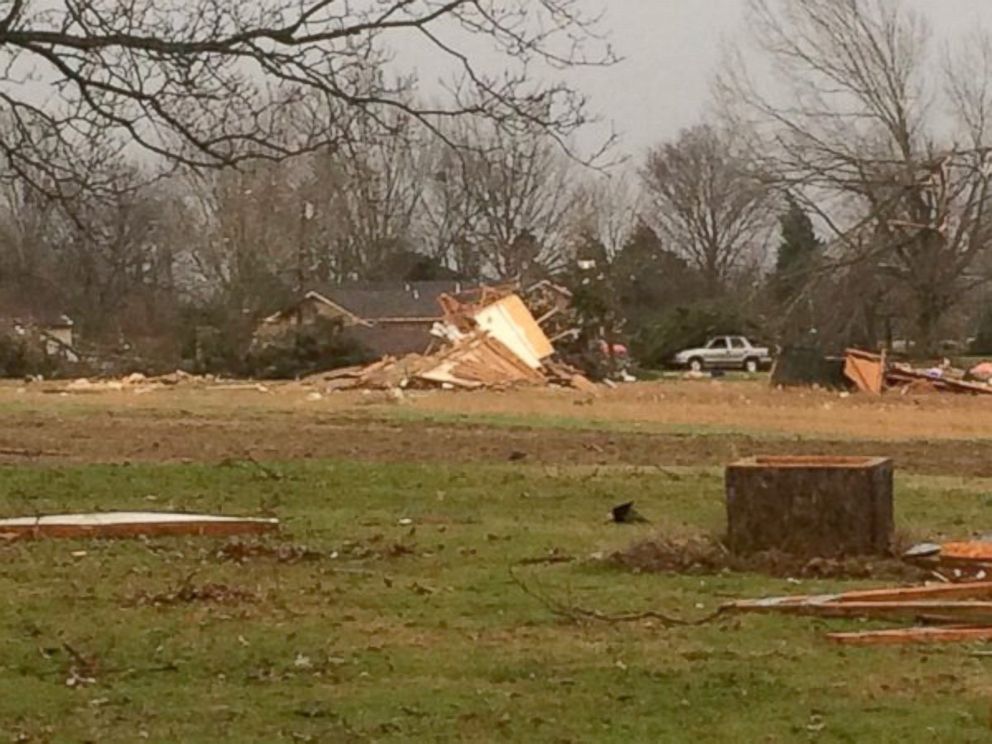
[1,0,992,374]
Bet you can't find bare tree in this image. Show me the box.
[571,172,642,259]
[0,0,614,196]
[425,117,585,280]
[180,161,303,316]
[302,109,427,281]
[418,136,482,276]
[720,0,992,351]
[641,124,773,292]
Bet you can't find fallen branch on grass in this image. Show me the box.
[509,565,727,628]
[244,451,284,481]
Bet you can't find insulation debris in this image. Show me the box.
[0,512,279,540]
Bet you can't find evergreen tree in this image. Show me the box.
[612,223,701,327]
[773,194,822,300]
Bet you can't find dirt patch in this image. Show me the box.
[612,532,928,582]
[4,382,992,476]
[0,408,991,477]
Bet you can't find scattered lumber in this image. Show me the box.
[727,599,992,623]
[725,580,992,646]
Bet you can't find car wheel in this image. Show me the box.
[744,358,759,373]
[689,358,704,373]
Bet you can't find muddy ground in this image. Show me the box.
[1,405,991,477]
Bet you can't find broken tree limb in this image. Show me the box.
[509,565,726,627]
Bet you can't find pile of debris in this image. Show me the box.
[843,348,992,395]
[310,288,596,392]
[904,539,992,582]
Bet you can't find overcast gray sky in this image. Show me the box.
[557,0,992,159]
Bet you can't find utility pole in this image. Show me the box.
[297,200,315,294]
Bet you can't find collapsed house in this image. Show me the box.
[310,284,596,392]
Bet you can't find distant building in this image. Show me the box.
[0,288,78,362]
[255,281,467,358]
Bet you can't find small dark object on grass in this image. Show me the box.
[508,450,528,462]
[611,502,650,524]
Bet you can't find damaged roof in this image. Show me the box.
[309,281,467,321]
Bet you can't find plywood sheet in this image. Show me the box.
[471,295,553,369]
[844,349,885,394]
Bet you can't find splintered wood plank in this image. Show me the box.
[725,599,992,622]
[728,583,992,612]
[826,626,992,646]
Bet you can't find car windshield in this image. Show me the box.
[707,338,727,349]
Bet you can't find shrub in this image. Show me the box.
[245,317,374,379]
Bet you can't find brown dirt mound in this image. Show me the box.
[612,532,928,581]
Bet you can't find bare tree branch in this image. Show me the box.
[0,0,616,194]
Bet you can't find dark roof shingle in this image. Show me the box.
[312,281,465,320]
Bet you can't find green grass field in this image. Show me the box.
[2,457,992,742]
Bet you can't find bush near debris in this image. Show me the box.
[0,333,58,378]
[244,317,375,379]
